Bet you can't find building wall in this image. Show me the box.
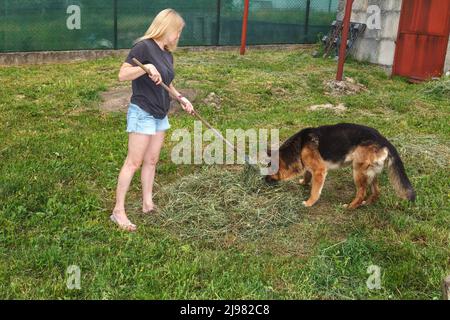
[337,0,402,68]
[339,0,450,75]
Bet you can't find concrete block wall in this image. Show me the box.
[339,0,450,75]
[337,0,402,68]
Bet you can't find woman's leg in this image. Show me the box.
[141,131,165,213]
[113,133,152,229]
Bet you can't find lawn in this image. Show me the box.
[0,46,449,299]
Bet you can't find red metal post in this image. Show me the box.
[336,0,354,81]
[240,0,250,55]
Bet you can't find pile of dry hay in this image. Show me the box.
[151,166,307,245]
[323,77,368,96]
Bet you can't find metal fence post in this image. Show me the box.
[240,0,249,55]
[113,0,118,50]
[336,0,354,81]
[305,0,311,40]
[216,0,221,46]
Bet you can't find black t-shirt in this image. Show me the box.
[125,39,174,119]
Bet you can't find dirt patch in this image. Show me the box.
[202,92,222,110]
[324,77,368,96]
[264,82,288,97]
[99,86,131,113]
[99,86,199,114]
[171,88,199,114]
[309,103,347,113]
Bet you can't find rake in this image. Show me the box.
[132,57,259,169]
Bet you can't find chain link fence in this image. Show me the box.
[0,0,338,52]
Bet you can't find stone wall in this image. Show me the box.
[337,0,402,68]
[0,44,313,66]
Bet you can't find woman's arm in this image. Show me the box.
[169,83,182,98]
[170,83,195,114]
[118,62,162,84]
[118,62,145,81]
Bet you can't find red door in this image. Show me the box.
[393,0,450,81]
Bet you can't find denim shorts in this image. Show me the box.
[126,103,170,135]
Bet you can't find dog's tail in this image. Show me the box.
[384,140,416,202]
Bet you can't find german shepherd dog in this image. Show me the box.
[265,123,416,209]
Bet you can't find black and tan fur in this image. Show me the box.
[265,123,416,209]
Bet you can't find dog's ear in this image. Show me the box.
[308,133,319,146]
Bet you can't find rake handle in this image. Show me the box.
[131,58,242,156]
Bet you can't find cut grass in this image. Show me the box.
[151,166,307,245]
[0,47,449,299]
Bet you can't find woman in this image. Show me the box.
[111,9,194,231]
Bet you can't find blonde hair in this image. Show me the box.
[136,9,185,52]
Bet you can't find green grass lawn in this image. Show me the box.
[0,47,449,299]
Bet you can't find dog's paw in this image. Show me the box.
[299,178,310,186]
[302,200,313,207]
[343,203,360,210]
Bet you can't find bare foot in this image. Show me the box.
[142,202,157,214]
[111,209,136,231]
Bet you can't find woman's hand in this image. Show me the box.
[179,96,195,115]
[145,64,162,85]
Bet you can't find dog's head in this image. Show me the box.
[264,147,304,184]
[264,131,318,184]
